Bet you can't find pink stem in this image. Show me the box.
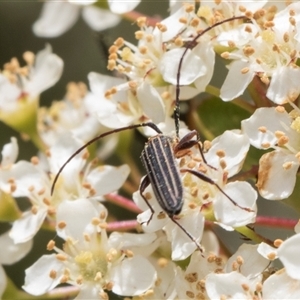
[105,193,141,214]
[255,216,298,229]
[48,286,79,298]
[107,219,138,232]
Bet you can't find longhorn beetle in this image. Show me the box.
[51,15,251,254]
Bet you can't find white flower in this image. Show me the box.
[242,106,300,199]
[176,243,269,299]
[0,46,63,149]
[89,72,181,136]
[23,199,157,298]
[32,1,137,37]
[205,244,269,299]
[175,251,224,299]
[263,270,300,299]
[0,136,130,243]
[208,239,300,299]
[0,45,63,112]
[257,235,300,298]
[38,81,105,146]
[220,2,300,104]
[88,72,136,129]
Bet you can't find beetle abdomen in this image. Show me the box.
[141,135,183,216]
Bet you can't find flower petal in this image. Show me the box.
[263,270,300,299]
[160,48,205,85]
[225,244,269,278]
[267,66,300,104]
[82,6,120,31]
[193,42,215,92]
[0,74,21,111]
[241,107,292,149]
[110,255,156,296]
[257,150,299,200]
[0,266,7,299]
[220,60,255,101]
[74,283,101,300]
[257,242,278,260]
[32,2,80,37]
[278,233,300,280]
[108,232,159,257]
[0,231,32,264]
[164,210,204,261]
[1,137,18,167]
[108,0,140,14]
[206,272,250,300]
[23,254,63,296]
[205,130,249,177]
[214,181,257,227]
[56,199,107,241]
[160,6,187,42]
[86,164,130,196]
[9,209,47,243]
[137,83,165,124]
[26,45,64,96]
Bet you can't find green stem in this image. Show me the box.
[28,130,47,152]
[190,107,215,141]
[235,225,273,246]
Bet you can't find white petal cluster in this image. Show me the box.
[219,3,300,104]
[0,45,63,112]
[23,199,157,298]
[38,81,104,146]
[0,137,130,244]
[242,106,300,199]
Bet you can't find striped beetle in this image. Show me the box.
[51,15,251,254]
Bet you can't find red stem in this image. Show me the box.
[104,193,141,214]
[107,220,138,232]
[255,216,298,229]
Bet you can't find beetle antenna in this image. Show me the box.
[175,15,249,138]
[51,122,162,195]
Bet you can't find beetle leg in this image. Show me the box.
[139,175,155,225]
[181,168,254,212]
[169,216,204,254]
[174,130,210,166]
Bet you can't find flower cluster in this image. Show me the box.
[1,1,300,299]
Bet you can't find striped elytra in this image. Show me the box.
[141,135,183,216]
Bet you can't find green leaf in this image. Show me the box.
[197,96,251,139]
